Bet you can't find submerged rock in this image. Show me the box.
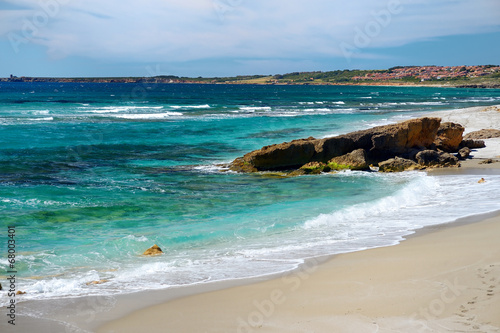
[86,279,109,286]
[143,244,163,256]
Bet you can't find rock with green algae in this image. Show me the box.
[328,149,369,171]
[300,161,329,174]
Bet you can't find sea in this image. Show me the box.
[1,82,500,306]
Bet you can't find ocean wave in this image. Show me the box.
[304,173,500,233]
[81,106,164,113]
[238,106,272,112]
[111,112,183,119]
[170,104,211,109]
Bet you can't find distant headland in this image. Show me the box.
[2,65,500,88]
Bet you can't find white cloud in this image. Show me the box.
[1,0,499,64]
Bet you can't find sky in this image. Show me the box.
[0,0,499,77]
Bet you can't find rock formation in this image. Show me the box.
[143,244,163,256]
[415,150,459,167]
[328,149,370,171]
[228,117,480,174]
[230,118,442,172]
[464,129,500,140]
[378,157,422,172]
[460,139,486,149]
[434,122,464,152]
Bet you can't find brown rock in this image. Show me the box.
[434,122,465,152]
[369,117,442,156]
[234,137,317,171]
[378,157,421,172]
[16,291,26,295]
[464,129,500,140]
[300,161,327,174]
[143,244,163,256]
[0,283,2,290]
[416,150,459,167]
[457,147,471,160]
[231,118,442,171]
[328,149,369,170]
[479,159,495,165]
[460,139,486,149]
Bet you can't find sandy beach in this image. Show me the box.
[94,105,500,333]
[98,212,500,333]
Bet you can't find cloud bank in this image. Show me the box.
[1,0,499,71]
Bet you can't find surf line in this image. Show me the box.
[6,226,17,326]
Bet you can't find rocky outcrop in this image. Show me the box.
[233,137,317,171]
[228,117,486,174]
[230,118,442,172]
[416,150,459,168]
[378,157,421,172]
[143,244,163,256]
[464,129,500,140]
[434,122,464,152]
[328,149,369,171]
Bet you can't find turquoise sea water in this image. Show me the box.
[1,82,500,302]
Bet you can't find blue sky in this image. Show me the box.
[1,0,499,77]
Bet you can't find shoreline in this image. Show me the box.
[97,201,500,333]
[3,103,500,332]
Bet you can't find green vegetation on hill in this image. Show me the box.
[3,65,500,87]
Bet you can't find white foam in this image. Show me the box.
[82,106,164,113]
[112,112,183,119]
[239,106,272,112]
[170,104,210,109]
